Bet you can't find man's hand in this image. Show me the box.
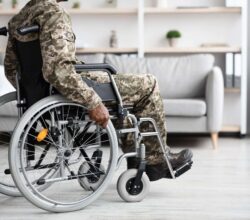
[89,103,110,128]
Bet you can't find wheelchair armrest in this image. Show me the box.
[74,63,117,75]
[74,63,126,115]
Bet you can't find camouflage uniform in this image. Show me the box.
[4,0,168,165]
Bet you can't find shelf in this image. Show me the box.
[145,47,241,54]
[0,9,19,15]
[0,8,138,16]
[221,125,241,132]
[68,8,137,15]
[225,88,241,93]
[76,47,138,54]
[144,7,241,14]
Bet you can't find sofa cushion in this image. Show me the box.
[105,54,215,99]
[164,99,207,117]
[105,54,149,74]
[148,54,215,99]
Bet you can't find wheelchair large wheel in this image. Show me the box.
[0,92,20,197]
[9,95,118,212]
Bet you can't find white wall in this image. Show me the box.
[144,14,241,48]
[0,0,139,50]
[71,15,138,49]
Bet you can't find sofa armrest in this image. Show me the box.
[205,66,224,132]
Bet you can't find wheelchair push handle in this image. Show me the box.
[0,24,39,36]
[0,27,8,36]
[17,24,40,35]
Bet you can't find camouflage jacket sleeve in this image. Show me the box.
[4,23,18,88]
[37,8,102,110]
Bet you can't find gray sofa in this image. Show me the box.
[0,53,224,148]
[104,54,224,148]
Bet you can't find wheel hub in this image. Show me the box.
[126,178,143,195]
[64,149,72,158]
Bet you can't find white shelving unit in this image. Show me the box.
[68,8,137,15]
[144,7,241,14]
[145,47,241,54]
[0,0,248,134]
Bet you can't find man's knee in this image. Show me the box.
[144,73,157,85]
[143,74,159,95]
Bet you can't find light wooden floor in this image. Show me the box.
[0,136,250,220]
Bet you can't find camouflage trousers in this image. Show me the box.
[81,72,168,165]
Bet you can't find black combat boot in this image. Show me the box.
[145,149,193,181]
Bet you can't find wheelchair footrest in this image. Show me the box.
[174,161,193,178]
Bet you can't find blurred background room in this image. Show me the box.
[0,0,250,219]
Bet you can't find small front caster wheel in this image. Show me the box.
[117,169,150,202]
[78,161,105,191]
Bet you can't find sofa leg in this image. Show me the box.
[211,132,218,149]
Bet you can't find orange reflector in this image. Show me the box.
[36,129,48,142]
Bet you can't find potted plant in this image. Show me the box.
[72,1,80,9]
[166,30,181,47]
[0,0,3,10]
[12,0,17,9]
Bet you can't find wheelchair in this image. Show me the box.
[0,25,192,212]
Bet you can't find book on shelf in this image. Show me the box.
[225,53,234,88]
[225,53,242,89]
[176,6,210,9]
[200,43,229,48]
[234,53,241,88]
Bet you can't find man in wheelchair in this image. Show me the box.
[4,0,193,183]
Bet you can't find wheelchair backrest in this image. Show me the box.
[5,25,124,116]
[15,37,50,107]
